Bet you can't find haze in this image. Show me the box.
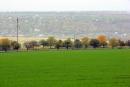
[0,0,130,11]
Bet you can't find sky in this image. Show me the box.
[0,0,130,12]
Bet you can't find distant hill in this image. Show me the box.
[0,11,130,40]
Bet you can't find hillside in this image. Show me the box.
[0,11,130,40]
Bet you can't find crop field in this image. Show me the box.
[0,49,130,87]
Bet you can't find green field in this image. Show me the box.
[0,49,130,87]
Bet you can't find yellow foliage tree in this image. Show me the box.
[97,35,107,47]
[81,37,89,48]
[0,38,11,51]
[0,38,11,46]
[109,38,119,48]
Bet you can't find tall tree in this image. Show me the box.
[63,38,73,50]
[30,40,39,49]
[81,37,89,48]
[24,41,39,51]
[90,39,100,48]
[11,41,21,51]
[0,38,11,52]
[39,39,48,48]
[74,39,82,49]
[126,40,130,48]
[55,40,63,50]
[118,40,125,48]
[47,36,56,49]
[24,41,32,51]
[109,38,119,49]
[97,35,107,48]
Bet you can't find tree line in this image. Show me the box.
[0,35,130,52]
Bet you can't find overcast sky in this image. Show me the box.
[0,0,130,12]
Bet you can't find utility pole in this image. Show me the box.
[74,33,76,41]
[17,17,19,44]
[73,33,76,50]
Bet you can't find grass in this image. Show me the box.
[0,49,130,87]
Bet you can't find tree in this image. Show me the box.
[47,37,56,49]
[90,39,100,48]
[109,38,119,49]
[97,35,107,48]
[30,41,39,50]
[63,38,73,50]
[74,39,82,49]
[39,39,48,48]
[0,38,11,52]
[81,37,89,48]
[11,41,21,51]
[126,40,130,48]
[118,40,125,48]
[55,40,63,50]
[24,41,33,51]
